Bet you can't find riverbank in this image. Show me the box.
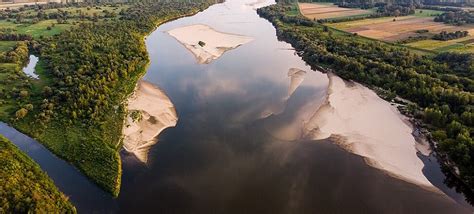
[0,2,217,197]
[257,3,474,198]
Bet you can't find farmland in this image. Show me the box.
[327,15,474,41]
[295,2,474,53]
[299,3,374,20]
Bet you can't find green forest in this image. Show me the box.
[0,1,214,197]
[0,135,75,213]
[258,3,474,191]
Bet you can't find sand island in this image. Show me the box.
[122,80,178,163]
[167,24,253,64]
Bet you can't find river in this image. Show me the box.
[1,0,473,213]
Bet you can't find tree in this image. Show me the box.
[15,108,28,119]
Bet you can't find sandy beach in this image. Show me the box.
[305,74,436,189]
[122,80,178,163]
[167,24,253,64]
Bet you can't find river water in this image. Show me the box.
[1,0,473,213]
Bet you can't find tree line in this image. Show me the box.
[434,11,474,25]
[433,30,469,41]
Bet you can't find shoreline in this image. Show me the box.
[118,9,212,163]
[306,73,440,191]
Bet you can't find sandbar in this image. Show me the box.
[167,24,253,64]
[305,74,436,189]
[122,80,178,163]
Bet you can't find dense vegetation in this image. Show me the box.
[0,1,214,196]
[433,30,469,41]
[434,11,474,25]
[376,3,416,16]
[258,4,474,192]
[0,135,75,213]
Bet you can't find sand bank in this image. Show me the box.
[245,0,268,9]
[167,24,253,64]
[287,68,306,98]
[122,80,178,163]
[305,74,435,189]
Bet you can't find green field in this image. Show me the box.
[0,20,73,38]
[413,9,444,17]
[406,35,474,53]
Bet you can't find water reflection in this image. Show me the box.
[22,55,38,79]
[119,0,471,212]
[0,0,471,212]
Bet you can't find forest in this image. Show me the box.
[0,135,75,213]
[433,30,469,41]
[434,11,474,25]
[0,1,215,196]
[258,3,474,192]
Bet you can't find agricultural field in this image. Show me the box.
[328,16,473,42]
[299,3,373,20]
[327,9,474,53]
[405,37,474,53]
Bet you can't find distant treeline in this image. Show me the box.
[433,30,469,40]
[435,11,474,25]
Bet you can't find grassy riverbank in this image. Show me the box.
[0,135,75,213]
[258,3,474,193]
[0,1,216,196]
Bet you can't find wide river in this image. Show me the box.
[1,0,474,213]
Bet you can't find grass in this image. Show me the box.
[0,135,76,213]
[413,9,444,17]
[285,4,300,16]
[327,15,413,29]
[405,35,474,52]
[0,20,73,38]
[0,41,16,51]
